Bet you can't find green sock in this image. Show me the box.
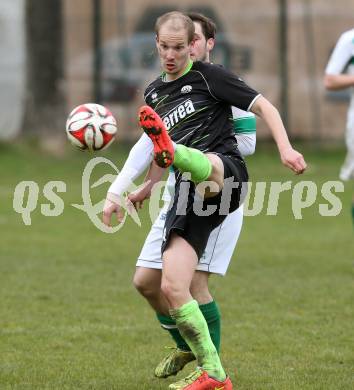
[170,300,226,381]
[156,313,191,351]
[199,301,221,354]
[174,144,212,183]
[157,302,221,354]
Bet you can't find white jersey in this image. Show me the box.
[325,28,354,124]
[325,28,354,180]
[161,107,257,202]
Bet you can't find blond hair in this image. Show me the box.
[155,11,195,43]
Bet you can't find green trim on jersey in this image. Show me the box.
[182,59,194,76]
[232,116,256,134]
[350,56,354,65]
[191,134,209,146]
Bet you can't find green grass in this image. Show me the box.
[0,142,353,389]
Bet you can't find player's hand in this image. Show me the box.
[280,147,307,174]
[128,180,152,210]
[102,193,125,226]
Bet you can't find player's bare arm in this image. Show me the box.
[128,162,166,209]
[250,96,307,174]
[323,73,354,90]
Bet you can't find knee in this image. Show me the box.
[190,288,213,304]
[133,272,160,299]
[160,279,184,304]
[190,272,213,304]
[206,154,224,188]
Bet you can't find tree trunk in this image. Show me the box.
[22,0,66,138]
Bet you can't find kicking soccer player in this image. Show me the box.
[105,11,257,382]
[324,28,354,226]
[104,11,306,390]
[131,12,256,379]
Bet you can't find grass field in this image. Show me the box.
[0,142,353,389]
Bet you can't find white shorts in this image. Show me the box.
[136,203,244,276]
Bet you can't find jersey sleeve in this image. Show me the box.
[108,133,153,196]
[235,133,256,156]
[325,30,354,75]
[204,64,261,111]
[231,107,256,134]
[231,106,256,156]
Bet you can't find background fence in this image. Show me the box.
[1,0,354,143]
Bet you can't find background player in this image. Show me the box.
[324,27,354,226]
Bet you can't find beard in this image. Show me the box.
[191,43,208,62]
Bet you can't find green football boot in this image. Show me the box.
[154,347,196,378]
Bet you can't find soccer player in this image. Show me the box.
[324,28,354,226]
[104,11,306,390]
[131,12,256,379]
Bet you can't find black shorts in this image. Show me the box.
[161,153,248,259]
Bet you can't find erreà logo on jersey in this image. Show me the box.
[162,99,195,130]
[151,92,158,103]
[181,85,192,94]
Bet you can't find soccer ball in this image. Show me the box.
[66,103,117,151]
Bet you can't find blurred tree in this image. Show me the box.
[22,0,66,138]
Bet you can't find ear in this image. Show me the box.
[207,38,215,52]
[155,34,159,50]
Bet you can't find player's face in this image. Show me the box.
[190,22,215,62]
[156,23,192,80]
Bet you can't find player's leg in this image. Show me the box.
[190,271,212,304]
[348,125,354,227]
[133,266,192,345]
[162,233,229,386]
[133,265,196,379]
[134,206,192,349]
[139,105,225,194]
[133,209,169,314]
[190,271,221,354]
[134,205,196,377]
[153,270,221,379]
[192,205,244,357]
[340,121,354,226]
[152,272,220,379]
[133,267,167,314]
[159,175,243,389]
[139,205,243,380]
[134,207,223,378]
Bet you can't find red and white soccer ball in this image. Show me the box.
[66,103,117,151]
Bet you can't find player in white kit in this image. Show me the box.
[324,28,354,225]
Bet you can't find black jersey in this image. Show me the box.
[143,61,260,156]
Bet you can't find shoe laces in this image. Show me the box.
[164,346,191,355]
